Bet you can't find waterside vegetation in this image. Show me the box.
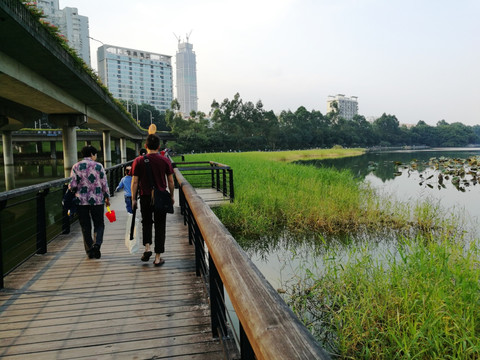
[180,149,479,359]
[184,149,461,242]
[287,237,480,359]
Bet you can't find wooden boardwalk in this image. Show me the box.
[0,191,226,359]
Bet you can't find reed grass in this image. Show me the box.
[286,237,480,359]
[179,150,458,242]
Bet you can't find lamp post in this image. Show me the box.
[88,36,104,45]
[145,109,153,124]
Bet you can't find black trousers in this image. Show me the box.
[77,204,105,253]
[139,195,167,254]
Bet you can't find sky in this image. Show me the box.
[59,0,480,126]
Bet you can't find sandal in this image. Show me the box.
[141,251,152,262]
[153,258,165,267]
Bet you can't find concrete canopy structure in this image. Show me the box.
[0,0,144,139]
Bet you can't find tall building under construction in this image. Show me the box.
[175,35,198,117]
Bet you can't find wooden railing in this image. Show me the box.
[0,161,132,288]
[175,167,330,360]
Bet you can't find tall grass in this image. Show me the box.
[286,237,480,359]
[180,150,458,242]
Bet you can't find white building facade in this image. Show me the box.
[34,0,91,65]
[327,94,358,120]
[175,40,198,117]
[97,45,173,112]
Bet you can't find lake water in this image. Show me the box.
[248,148,480,289]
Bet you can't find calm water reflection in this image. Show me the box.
[0,161,65,192]
[250,148,480,288]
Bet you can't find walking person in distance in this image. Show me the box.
[115,166,133,213]
[69,145,110,259]
[131,134,175,266]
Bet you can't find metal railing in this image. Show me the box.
[174,161,234,203]
[175,167,330,360]
[0,161,132,289]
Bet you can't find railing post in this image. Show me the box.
[222,169,227,197]
[209,253,227,338]
[240,323,255,360]
[36,189,48,254]
[108,167,115,197]
[216,168,220,192]
[193,220,202,276]
[0,199,6,289]
[228,169,235,202]
[62,183,70,234]
[211,163,215,188]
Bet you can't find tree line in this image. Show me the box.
[125,94,480,153]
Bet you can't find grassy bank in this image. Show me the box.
[180,149,457,242]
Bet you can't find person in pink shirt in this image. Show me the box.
[69,145,110,259]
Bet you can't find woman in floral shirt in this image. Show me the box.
[69,145,110,259]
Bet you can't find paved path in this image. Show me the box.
[0,191,224,359]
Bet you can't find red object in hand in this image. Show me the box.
[105,206,116,222]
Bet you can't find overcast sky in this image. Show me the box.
[60,0,480,126]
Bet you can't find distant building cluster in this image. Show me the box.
[327,94,358,120]
[33,2,198,115]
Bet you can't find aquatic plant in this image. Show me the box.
[285,237,480,358]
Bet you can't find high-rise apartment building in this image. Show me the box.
[175,39,198,117]
[97,45,173,112]
[327,94,358,120]
[34,0,91,65]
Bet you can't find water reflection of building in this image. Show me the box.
[327,94,358,120]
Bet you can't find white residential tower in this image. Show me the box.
[327,94,358,120]
[97,44,173,112]
[34,0,91,65]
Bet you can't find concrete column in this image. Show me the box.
[62,125,78,178]
[135,142,140,156]
[114,138,120,163]
[36,141,43,154]
[103,130,111,169]
[2,131,15,190]
[120,137,127,163]
[50,141,56,159]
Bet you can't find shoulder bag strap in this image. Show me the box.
[143,154,157,190]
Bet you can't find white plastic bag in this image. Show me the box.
[125,213,142,254]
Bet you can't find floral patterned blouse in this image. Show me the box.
[69,158,110,205]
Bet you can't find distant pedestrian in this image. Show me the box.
[131,134,175,266]
[115,166,132,213]
[69,145,110,259]
[139,148,147,156]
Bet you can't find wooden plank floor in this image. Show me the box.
[0,190,226,359]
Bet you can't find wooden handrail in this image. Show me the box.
[174,167,329,359]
